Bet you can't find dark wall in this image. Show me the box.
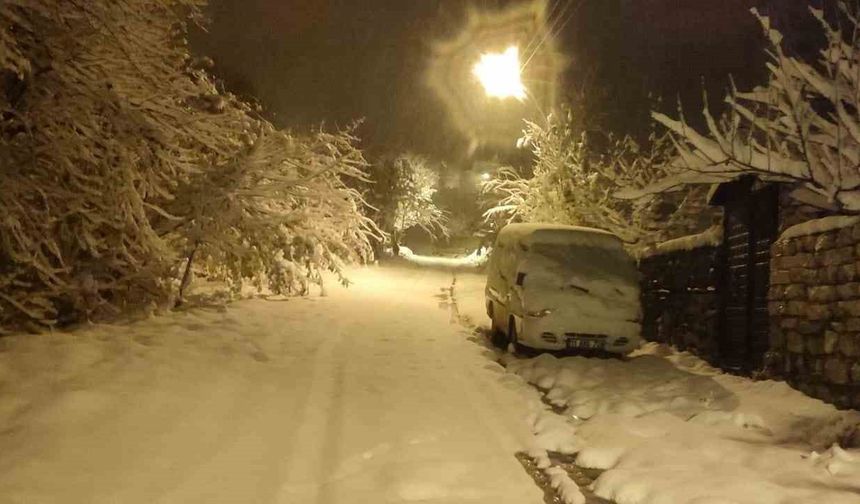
[640,246,722,361]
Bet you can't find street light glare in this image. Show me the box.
[472,46,526,100]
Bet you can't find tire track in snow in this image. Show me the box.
[150,302,352,504]
[444,273,611,504]
[277,327,345,504]
[442,276,531,453]
[315,356,346,504]
[445,338,524,456]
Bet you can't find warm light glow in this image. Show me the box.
[480,172,491,181]
[472,46,526,100]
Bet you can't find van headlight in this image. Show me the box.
[526,309,553,318]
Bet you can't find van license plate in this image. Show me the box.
[566,338,604,350]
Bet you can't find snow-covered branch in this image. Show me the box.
[167,124,381,297]
[637,5,860,213]
[481,116,694,246]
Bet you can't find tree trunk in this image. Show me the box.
[176,243,199,307]
[392,230,400,257]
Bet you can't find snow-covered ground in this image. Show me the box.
[3,261,859,504]
[454,271,860,504]
[0,266,543,504]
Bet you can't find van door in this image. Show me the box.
[490,241,519,323]
[486,242,506,306]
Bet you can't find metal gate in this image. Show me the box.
[717,182,779,372]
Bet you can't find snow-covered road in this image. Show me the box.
[4,260,859,504]
[0,266,543,504]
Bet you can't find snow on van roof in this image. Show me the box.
[497,223,623,249]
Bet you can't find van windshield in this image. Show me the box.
[525,242,638,285]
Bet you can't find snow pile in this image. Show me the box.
[508,352,736,421]
[779,215,860,240]
[452,272,860,503]
[809,444,860,478]
[544,466,586,504]
[528,409,582,454]
[523,437,587,504]
[505,348,860,503]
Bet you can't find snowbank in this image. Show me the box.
[397,247,490,269]
[453,273,860,504]
[512,345,860,504]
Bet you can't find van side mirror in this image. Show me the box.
[515,272,526,286]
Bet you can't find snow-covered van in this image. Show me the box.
[485,223,641,354]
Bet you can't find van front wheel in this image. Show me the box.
[488,303,508,349]
[508,318,528,355]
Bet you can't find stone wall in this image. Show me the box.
[776,186,834,234]
[769,223,860,409]
[640,245,722,362]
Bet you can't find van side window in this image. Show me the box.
[500,245,516,282]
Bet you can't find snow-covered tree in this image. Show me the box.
[481,114,694,246]
[168,124,380,299]
[0,1,375,331]
[366,154,448,254]
[0,0,237,329]
[628,5,860,213]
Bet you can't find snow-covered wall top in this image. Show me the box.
[641,226,723,258]
[779,215,860,241]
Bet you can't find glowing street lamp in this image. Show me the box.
[472,46,526,100]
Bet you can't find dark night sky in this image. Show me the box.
[193,0,478,161]
[191,0,828,164]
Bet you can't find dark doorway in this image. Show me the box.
[711,177,779,372]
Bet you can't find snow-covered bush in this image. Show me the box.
[482,114,699,246]
[0,1,375,331]
[633,4,860,213]
[366,154,448,253]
